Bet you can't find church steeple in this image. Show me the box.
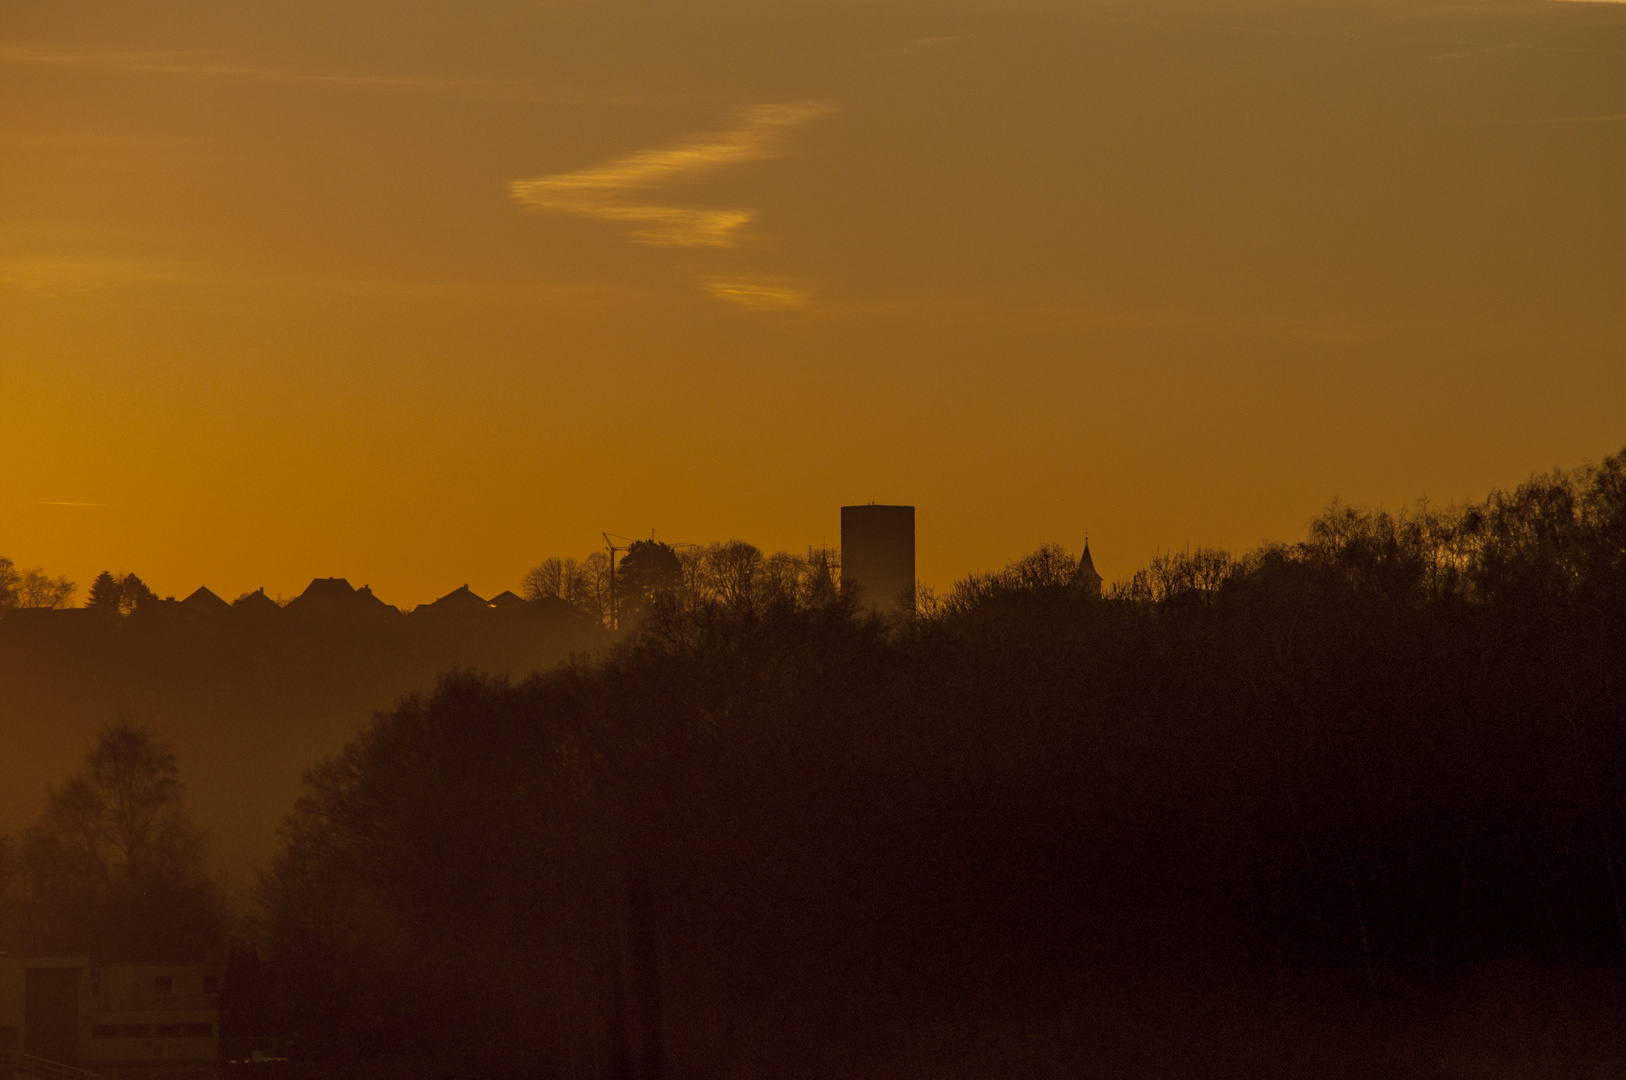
[1076,538,1103,597]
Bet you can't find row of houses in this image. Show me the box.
[2,579,591,627]
[199,577,583,622]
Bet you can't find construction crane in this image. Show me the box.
[602,532,635,630]
[602,530,701,630]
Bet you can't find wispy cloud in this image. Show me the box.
[0,42,642,104]
[509,102,831,248]
[0,133,180,149]
[874,35,959,58]
[705,281,812,310]
[0,257,188,292]
[1432,43,1524,61]
[1511,111,1626,124]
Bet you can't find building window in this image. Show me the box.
[90,1026,118,1039]
[184,1023,214,1037]
[153,975,173,998]
[202,976,220,995]
[154,1024,185,1038]
[119,1024,149,1038]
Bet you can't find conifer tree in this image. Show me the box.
[117,573,155,615]
[86,570,122,614]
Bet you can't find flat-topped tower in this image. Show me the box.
[841,504,915,616]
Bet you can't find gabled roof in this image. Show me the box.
[180,586,232,615]
[232,588,282,616]
[283,577,405,619]
[415,584,490,616]
[487,590,529,611]
[486,590,595,623]
[353,585,402,615]
[284,577,356,611]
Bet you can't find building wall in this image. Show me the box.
[0,961,23,1049]
[840,505,915,616]
[82,964,222,1068]
[0,958,220,1069]
[0,957,90,1065]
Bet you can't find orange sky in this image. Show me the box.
[3,0,1623,609]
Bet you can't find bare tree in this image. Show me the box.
[678,546,708,601]
[802,546,840,608]
[560,559,595,608]
[759,551,805,608]
[0,557,18,611]
[22,721,227,959]
[703,541,764,614]
[20,568,77,609]
[582,551,613,627]
[525,556,600,614]
[524,557,570,601]
[0,558,76,611]
[36,722,206,882]
[913,580,942,619]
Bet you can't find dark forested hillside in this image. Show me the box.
[255,450,1626,1077]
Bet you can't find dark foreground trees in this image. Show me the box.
[0,722,230,961]
[258,449,1626,1077]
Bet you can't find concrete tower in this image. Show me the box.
[840,504,915,615]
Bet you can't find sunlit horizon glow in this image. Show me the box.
[1,0,1622,611]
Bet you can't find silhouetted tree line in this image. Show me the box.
[246,448,1626,1077]
[523,540,840,628]
[85,570,157,615]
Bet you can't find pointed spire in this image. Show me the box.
[1075,537,1102,597]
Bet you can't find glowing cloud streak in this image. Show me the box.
[0,257,186,292]
[705,281,811,310]
[0,43,642,103]
[509,103,831,248]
